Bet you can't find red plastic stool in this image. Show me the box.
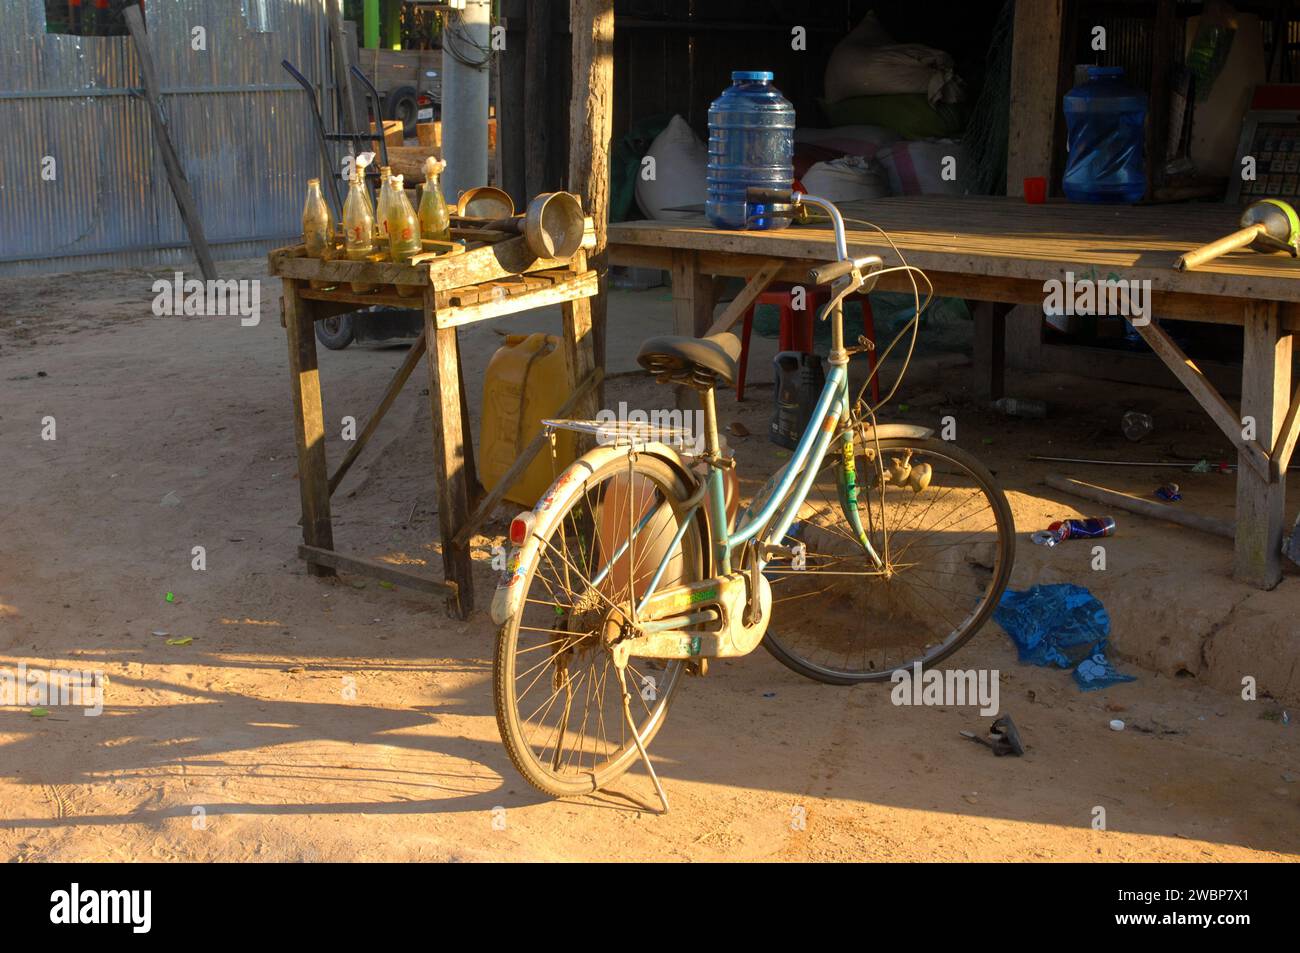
[736,284,879,404]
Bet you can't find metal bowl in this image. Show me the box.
[524,192,585,260]
[456,186,515,219]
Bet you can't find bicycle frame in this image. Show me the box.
[554,192,886,627]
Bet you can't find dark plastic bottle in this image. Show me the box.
[770,352,825,450]
[706,71,795,230]
[1062,66,1147,204]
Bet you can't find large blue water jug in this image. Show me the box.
[706,71,795,229]
[1062,66,1147,204]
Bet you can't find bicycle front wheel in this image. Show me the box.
[761,436,1015,684]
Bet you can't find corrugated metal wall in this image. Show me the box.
[0,0,332,276]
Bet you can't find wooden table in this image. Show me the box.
[269,226,600,618]
[608,196,1300,590]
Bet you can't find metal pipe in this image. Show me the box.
[440,0,491,200]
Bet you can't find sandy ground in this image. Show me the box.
[0,258,1297,862]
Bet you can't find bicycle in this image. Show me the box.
[489,189,1016,810]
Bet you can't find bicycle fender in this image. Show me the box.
[488,442,704,627]
[859,423,934,441]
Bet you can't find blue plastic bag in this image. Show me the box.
[994,583,1135,691]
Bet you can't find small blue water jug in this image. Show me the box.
[706,71,795,229]
[1062,66,1147,204]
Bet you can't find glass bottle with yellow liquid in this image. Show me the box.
[342,165,376,294]
[375,166,396,242]
[302,178,335,289]
[418,158,451,243]
[388,174,423,297]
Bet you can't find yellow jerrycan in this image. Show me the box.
[480,333,578,507]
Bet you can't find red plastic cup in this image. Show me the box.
[1023,177,1048,204]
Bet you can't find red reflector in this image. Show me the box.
[509,518,529,546]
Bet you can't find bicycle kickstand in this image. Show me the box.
[615,658,670,814]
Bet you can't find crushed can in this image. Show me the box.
[1032,516,1117,548]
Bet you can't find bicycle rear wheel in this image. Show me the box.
[761,436,1015,684]
[494,452,707,798]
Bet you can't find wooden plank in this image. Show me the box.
[123,5,217,280]
[299,546,456,597]
[1045,475,1234,540]
[423,289,475,618]
[422,232,593,290]
[298,286,422,310]
[605,197,1300,304]
[435,271,598,328]
[328,331,428,496]
[1006,0,1065,196]
[1270,378,1300,479]
[567,0,616,385]
[1234,302,1291,588]
[1132,319,1272,480]
[282,280,335,577]
[704,259,783,337]
[452,368,604,546]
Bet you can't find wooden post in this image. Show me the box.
[1006,0,1065,197]
[971,301,1010,401]
[567,0,615,389]
[423,289,476,617]
[560,251,601,443]
[524,0,552,198]
[498,1,528,207]
[283,280,335,576]
[326,0,363,157]
[1234,302,1291,589]
[123,4,217,280]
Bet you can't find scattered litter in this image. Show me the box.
[151,630,169,637]
[960,715,1024,756]
[29,707,49,719]
[160,491,181,507]
[1031,516,1116,547]
[992,397,1046,418]
[1284,518,1300,568]
[897,403,910,413]
[1191,459,1212,473]
[1109,719,1125,731]
[165,637,193,646]
[1074,650,1135,691]
[1121,410,1154,441]
[1285,711,1292,726]
[164,592,175,603]
[727,421,751,438]
[378,580,395,590]
[762,692,777,698]
[961,793,978,804]
[284,665,305,674]
[993,583,1136,691]
[350,580,367,589]
[1154,482,1182,502]
[981,437,994,445]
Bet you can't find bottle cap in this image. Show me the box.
[732,70,774,82]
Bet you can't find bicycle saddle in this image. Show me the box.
[637,332,741,387]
